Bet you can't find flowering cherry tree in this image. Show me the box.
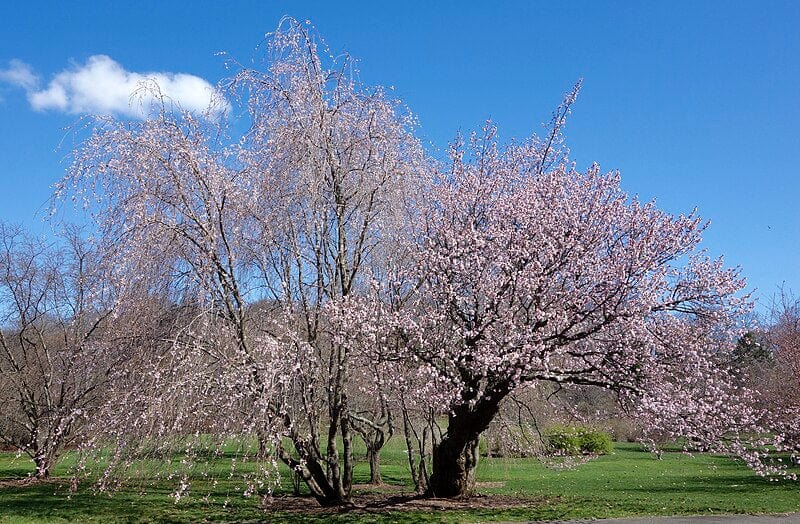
[363,97,784,496]
[229,19,424,504]
[60,19,423,506]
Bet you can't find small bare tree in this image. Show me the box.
[0,224,116,478]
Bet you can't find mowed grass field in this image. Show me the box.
[0,440,798,523]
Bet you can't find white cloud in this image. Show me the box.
[0,59,40,91]
[2,56,228,119]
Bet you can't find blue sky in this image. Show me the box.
[1,1,798,311]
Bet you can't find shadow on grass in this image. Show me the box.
[0,481,259,524]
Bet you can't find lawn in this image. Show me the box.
[0,441,798,523]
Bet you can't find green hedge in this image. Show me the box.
[545,424,613,456]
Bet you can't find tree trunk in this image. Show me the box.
[366,445,382,484]
[425,385,507,498]
[399,393,428,493]
[426,424,480,497]
[34,454,53,479]
[340,409,354,496]
[277,444,349,506]
[401,412,421,492]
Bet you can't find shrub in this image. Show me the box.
[580,430,614,454]
[545,424,613,456]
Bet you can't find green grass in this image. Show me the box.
[0,441,798,523]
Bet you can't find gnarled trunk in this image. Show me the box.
[273,379,355,507]
[426,420,480,497]
[277,444,351,506]
[425,384,507,498]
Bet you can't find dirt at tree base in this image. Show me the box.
[263,488,554,515]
